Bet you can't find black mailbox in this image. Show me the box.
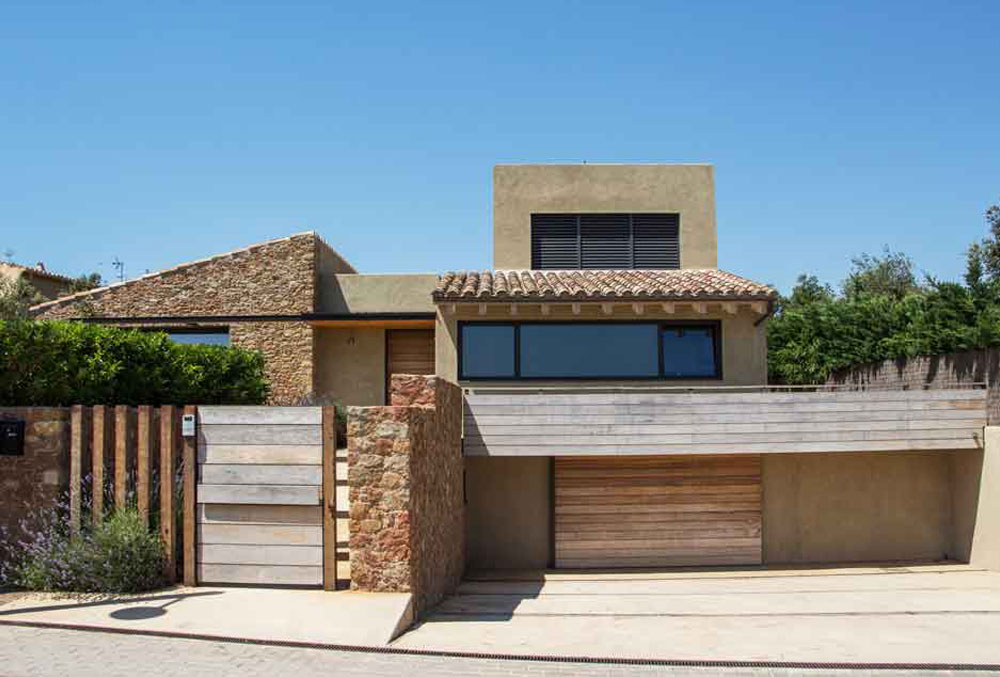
[0,420,25,456]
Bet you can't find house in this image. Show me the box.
[31,164,991,573]
[1,261,77,300]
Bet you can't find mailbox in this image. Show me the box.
[0,419,25,456]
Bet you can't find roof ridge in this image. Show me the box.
[30,231,318,312]
[1,261,77,284]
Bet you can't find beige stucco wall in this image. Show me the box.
[762,451,979,564]
[464,456,551,570]
[436,303,768,387]
[970,427,1000,569]
[320,274,438,314]
[314,327,386,406]
[493,164,717,270]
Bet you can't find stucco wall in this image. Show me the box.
[320,274,438,315]
[436,303,768,387]
[465,457,551,570]
[762,451,974,564]
[314,327,386,406]
[493,164,717,270]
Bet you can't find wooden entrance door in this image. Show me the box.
[554,455,762,568]
[386,329,435,397]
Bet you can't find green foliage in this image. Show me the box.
[769,199,1000,384]
[6,508,165,594]
[0,277,44,321]
[69,272,103,293]
[0,320,270,405]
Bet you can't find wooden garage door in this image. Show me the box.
[554,455,762,568]
[386,329,435,391]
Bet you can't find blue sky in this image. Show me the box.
[2,1,998,293]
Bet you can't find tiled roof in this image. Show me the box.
[434,269,777,302]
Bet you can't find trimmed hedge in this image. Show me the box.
[0,320,270,405]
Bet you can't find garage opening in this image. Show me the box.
[554,455,762,568]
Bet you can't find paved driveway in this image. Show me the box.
[395,564,1000,666]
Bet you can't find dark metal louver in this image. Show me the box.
[531,213,680,269]
[530,214,579,269]
[633,213,680,269]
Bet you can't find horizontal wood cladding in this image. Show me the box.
[464,389,987,456]
[554,456,762,568]
[195,406,324,586]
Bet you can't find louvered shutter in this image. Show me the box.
[580,214,630,268]
[531,214,579,269]
[633,213,680,269]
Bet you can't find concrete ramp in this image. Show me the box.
[0,586,413,646]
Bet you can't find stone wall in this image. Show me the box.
[826,348,1000,423]
[347,375,464,617]
[31,233,322,405]
[0,408,70,563]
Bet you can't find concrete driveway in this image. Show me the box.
[394,563,1000,665]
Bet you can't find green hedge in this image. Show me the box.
[0,321,270,405]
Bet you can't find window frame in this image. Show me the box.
[148,326,231,346]
[457,320,722,381]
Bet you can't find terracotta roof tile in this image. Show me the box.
[434,269,776,302]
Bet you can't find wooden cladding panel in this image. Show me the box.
[195,406,326,587]
[465,389,988,457]
[554,455,762,568]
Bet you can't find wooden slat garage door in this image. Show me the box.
[554,455,762,568]
[386,329,435,393]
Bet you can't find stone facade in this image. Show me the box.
[827,348,1000,423]
[347,375,464,616]
[30,233,329,405]
[0,408,70,562]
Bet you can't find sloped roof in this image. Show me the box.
[1,262,76,285]
[433,269,776,302]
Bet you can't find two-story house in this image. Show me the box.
[32,164,987,573]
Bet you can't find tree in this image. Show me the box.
[842,247,920,300]
[0,277,44,321]
[965,198,1000,287]
[69,272,102,293]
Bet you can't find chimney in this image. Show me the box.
[35,262,46,272]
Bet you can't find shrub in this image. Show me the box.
[0,320,270,405]
[2,506,165,594]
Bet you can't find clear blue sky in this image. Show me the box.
[2,1,998,294]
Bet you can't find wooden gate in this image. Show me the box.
[196,406,337,588]
[554,455,762,568]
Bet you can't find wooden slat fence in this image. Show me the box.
[69,404,185,583]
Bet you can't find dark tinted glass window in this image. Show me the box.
[166,331,229,346]
[520,324,659,378]
[661,326,717,377]
[461,325,515,378]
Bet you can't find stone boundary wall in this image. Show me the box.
[0,408,70,565]
[347,375,464,617]
[826,348,1000,423]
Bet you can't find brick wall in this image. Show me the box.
[347,375,464,617]
[0,408,70,563]
[826,348,1000,423]
[31,233,320,404]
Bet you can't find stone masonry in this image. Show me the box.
[30,233,329,404]
[347,375,464,617]
[0,408,70,565]
[827,348,1000,423]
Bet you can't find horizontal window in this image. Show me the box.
[459,322,720,380]
[531,213,680,270]
[165,330,230,346]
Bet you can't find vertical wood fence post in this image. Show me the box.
[91,405,109,525]
[160,405,177,583]
[183,405,197,586]
[114,405,130,508]
[69,405,85,535]
[137,406,153,524]
[322,406,337,591]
